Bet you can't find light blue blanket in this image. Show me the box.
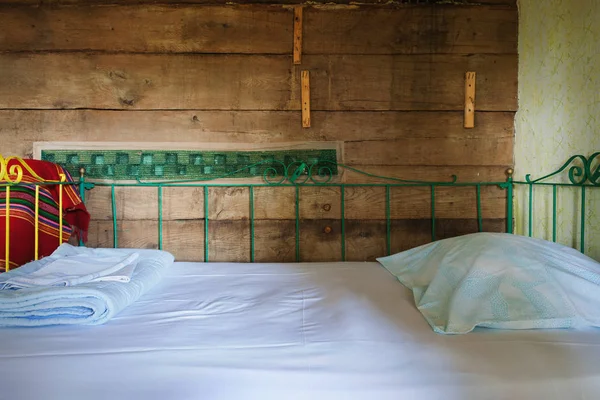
[0,245,174,327]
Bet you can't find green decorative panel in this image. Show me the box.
[41,149,338,181]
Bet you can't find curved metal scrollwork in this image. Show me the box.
[264,160,458,185]
[0,155,74,185]
[0,155,25,184]
[525,153,600,186]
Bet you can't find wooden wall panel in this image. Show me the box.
[0,6,516,54]
[0,2,517,262]
[0,54,517,111]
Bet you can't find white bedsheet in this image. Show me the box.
[1,261,600,400]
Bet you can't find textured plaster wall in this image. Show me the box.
[515,0,600,258]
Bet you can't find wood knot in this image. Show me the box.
[322,204,331,212]
[119,97,135,107]
[109,70,128,80]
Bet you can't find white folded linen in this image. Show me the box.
[2,250,139,289]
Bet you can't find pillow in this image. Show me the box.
[377,233,600,334]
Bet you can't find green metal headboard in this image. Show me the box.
[76,158,516,262]
[513,152,600,254]
[3,153,597,264]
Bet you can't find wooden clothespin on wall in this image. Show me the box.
[464,71,476,129]
[301,70,311,128]
[293,7,303,65]
[293,6,310,128]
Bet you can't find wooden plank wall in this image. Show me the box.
[0,0,518,262]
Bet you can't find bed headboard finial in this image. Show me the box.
[506,168,514,177]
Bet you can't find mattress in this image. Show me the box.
[1,261,600,400]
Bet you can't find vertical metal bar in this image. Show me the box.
[157,185,163,250]
[34,186,39,260]
[78,170,86,247]
[295,185,300,262]
[476,184,483,232]
[552,184,557,242]
[581,186,586,254]
[506,174,514,234]
[385,185,391,256]
[204,186,209,262]
[528,184,533,237]
[249,186,255,263]
[58,184,63,245]
[430,185,436,241]
[111,185,118,248]
[340,185,346,262]
[79,170,86,204]
[5,186,10,272]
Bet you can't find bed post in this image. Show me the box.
[78,168,87,205]
[505,168,514,234]
[77,167,96,247]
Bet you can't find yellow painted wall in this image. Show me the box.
[516,0,600,259]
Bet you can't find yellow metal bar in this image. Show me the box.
[35,185,40,260]
[58,184,63,245]
[5,186,10,272]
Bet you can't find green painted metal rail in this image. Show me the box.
[69,160,517,262]
[515,152,599,253]
[6,154,597,262]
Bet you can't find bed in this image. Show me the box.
[0,153,599,400]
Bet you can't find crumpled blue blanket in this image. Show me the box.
[0,244,174,327]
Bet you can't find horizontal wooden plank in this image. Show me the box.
[0,54,291,110]
[302,54,517,111]
[84,182,507,221]
[0,110,515,158]
[347,218,506,259]
[303,6,517,54]
[0,5,516,54]
[0,5,293,54]
[86,218,506,262]
[388,185,507,219]
[0,54,517,111]
[343,165,512,184]
[345,137,513,166]
[85,186,206,221]
[0,1,517,5]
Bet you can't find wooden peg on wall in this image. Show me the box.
[301,70,311,128]
[293,7,303,65]
[464,71,476,128]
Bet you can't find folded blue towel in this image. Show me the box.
[0,245,174,327]
[1,250,140,289]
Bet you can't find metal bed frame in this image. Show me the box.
[1,152,599,271]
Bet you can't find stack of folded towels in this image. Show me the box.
[0,244,174,327]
